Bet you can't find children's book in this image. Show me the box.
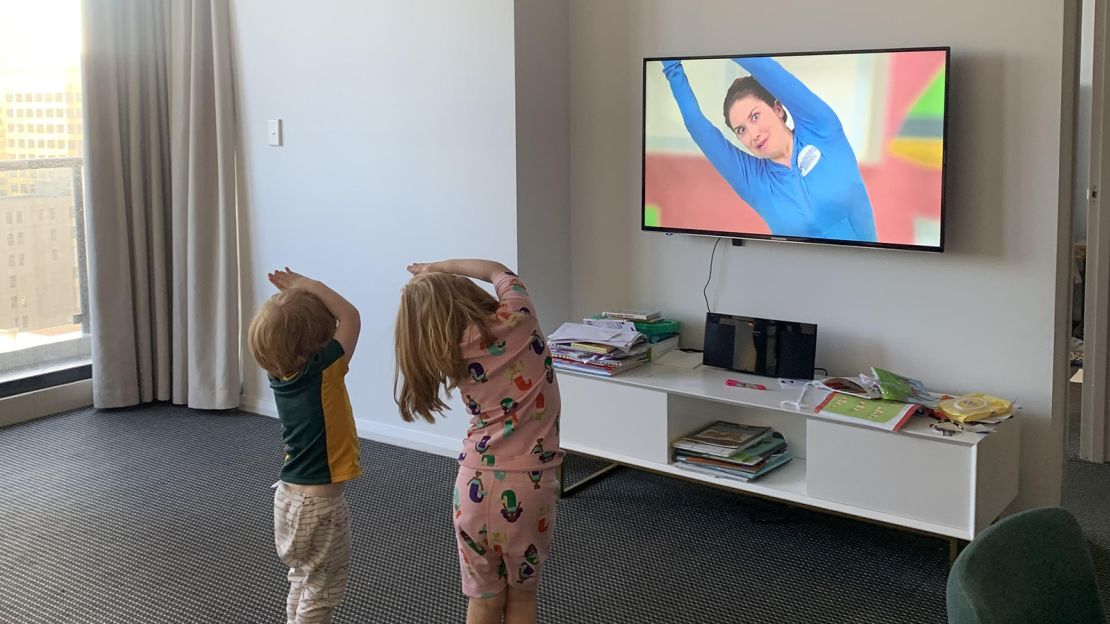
[674,431,786,467]
[569,342,617,355]
[603,309,662,322]
[672,421,771,457]
[813,375,880,399]
[675,452,793,482]
[814,393,919,432]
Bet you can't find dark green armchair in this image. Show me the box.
[947,507,1105,623]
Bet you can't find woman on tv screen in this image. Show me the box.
[662,57,877,242]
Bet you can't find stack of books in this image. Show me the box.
[672,420,792,482]
[547,322,650,377]
[590,310,680,362]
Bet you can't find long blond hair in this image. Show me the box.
[248,289,336,378]
[394,273,499,423]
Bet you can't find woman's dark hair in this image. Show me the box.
[722,76,788,129]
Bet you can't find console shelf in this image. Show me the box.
[558,364,1020,540]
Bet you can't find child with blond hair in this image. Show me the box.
[248,268,361,624]
[394,259,562,624]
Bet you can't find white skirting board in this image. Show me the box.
[0,380,93,428]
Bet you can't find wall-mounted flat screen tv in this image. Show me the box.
[642,47,949,251]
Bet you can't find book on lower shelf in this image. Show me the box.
[672,420,771,457]
[674,452,793,483]
[672,423,791,482]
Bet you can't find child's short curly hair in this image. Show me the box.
[248,288,336,377]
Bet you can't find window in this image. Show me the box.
[6,234,12,245]
[9,297,16,309]
[17,233,23,244]
[0,0,89,394]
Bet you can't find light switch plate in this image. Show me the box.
[267,119,282,146]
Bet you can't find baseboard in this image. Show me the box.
[0,379,93,428]
[240,395,278,418]
[238,393,458,459]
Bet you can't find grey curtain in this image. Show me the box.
[82,0,238,409]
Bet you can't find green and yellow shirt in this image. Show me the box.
[269,339,362,485]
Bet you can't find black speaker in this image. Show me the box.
[703,312,817,379]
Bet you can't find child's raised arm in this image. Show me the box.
[407,259,510,284]
[268,268,361,358]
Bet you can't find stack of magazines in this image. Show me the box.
[672,420,792,482]
[546,322,649,377]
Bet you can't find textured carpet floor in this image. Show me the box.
[1,405,1107,623]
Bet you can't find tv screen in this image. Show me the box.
[642,47,949,251]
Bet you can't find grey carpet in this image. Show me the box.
[0,405,1106,623]
[1062,457,1110,621]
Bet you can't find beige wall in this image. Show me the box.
[568,0,1078,510]
[232,0,519,450]
[515,0,572,335]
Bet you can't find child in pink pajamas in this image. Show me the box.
[394,259,562,624]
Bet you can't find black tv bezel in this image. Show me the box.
[641,45,951,253]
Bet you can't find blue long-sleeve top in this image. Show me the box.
[662,57,877,242]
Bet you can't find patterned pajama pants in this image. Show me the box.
[273,483,351,624]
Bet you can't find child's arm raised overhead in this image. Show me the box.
[268,267,362,358]
[407,259,511,284]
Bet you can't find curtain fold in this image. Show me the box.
[83,0,239,410]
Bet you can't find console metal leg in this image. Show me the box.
[948,537,968,564]
[559,461,621,497]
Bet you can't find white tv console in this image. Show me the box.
[557,364,1020,542]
